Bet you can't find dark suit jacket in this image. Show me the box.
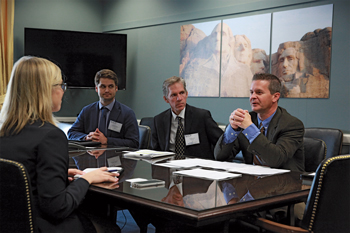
[214,106,305,172]
[152,104,223,160]
[0,120,91,231]
[68,100,139,148]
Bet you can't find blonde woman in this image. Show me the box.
[0,56,119,232]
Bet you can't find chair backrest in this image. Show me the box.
[0,158,35,233]
[304,127,343,159]
[303,137,327,172]
[138,125,151,149]
[140,117,154,148]
[301,155,350,233]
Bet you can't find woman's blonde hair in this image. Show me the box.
[0,56,62,136]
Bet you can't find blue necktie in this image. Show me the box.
[99,107,109,136]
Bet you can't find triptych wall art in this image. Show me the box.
[180,4,333,98]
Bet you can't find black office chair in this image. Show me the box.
[0,158,35,233]
[245,154,350,233]
[140,117,154,148]
[303,137,327,172]
[138,125,151,149]
[304,127,343,159]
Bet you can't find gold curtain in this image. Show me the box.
[0,0,15,109]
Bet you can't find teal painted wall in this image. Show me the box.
[13,0,350,132]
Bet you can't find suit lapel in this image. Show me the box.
[266,107,281,140]
[107,101,121,136]
[93,103,100,129]
[184,104,193,134]
[163,109,172,150]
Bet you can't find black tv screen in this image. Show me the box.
[24,28,127,89]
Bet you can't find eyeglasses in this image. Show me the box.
[53,83,68,92]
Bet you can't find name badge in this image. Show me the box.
[185,133,200,146]
[108,120,122,133]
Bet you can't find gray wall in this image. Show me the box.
[14,0,350,132]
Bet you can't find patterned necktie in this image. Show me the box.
[175,116,185,159]
[99,107,109,136]
[253,122,265,165]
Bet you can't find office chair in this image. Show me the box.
[303,137,327,172]
[0,158,35,233]
[244,154,350,233]
[140,117,154,148]
[304,127,343,159]
[140,117,154,132]
[138,125,151,149]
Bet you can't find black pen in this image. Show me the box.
[108,168,124,175]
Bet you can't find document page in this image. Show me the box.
[173,168,242,180]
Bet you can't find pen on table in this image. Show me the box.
[108,169,122,172]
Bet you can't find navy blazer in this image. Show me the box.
[68,101,139,148]
[152,104,223,160]
[214,106,305,172]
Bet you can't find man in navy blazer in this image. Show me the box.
[152,76,223,160]
[68,69,139,148]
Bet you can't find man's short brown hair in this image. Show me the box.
[252,73,281,94]
[94,69,118,86]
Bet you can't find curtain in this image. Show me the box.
[0,0,15,109]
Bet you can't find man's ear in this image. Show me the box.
[273,92,280,103]
[95,85,98,93]
[163,96,169,103]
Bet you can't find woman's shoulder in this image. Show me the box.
[29,120,67,139]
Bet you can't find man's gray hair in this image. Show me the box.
[162,76,187,97]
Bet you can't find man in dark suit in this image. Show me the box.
[152,76,223,160]
[214,73,305,172]
[68,69,139,148]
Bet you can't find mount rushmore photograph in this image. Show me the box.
[179,4,332,98]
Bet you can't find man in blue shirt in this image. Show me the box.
[68,69,139,148]
[214,73,304,172]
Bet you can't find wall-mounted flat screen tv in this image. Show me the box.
[24,28,127,89]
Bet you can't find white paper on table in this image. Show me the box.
[165,158,201,168]
[173,168,242,180]
[74,167,123,178]
[228,166,290,175]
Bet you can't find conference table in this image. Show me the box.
[69,146,311,233]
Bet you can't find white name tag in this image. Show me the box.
[185,133,200,146]
[108,120,122,133]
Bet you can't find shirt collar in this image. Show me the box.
[258,110,276,130]
[171,107,186,120]
[99,99,115,111]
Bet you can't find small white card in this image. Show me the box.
[185,133,200,146]
[108,120,122,133]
